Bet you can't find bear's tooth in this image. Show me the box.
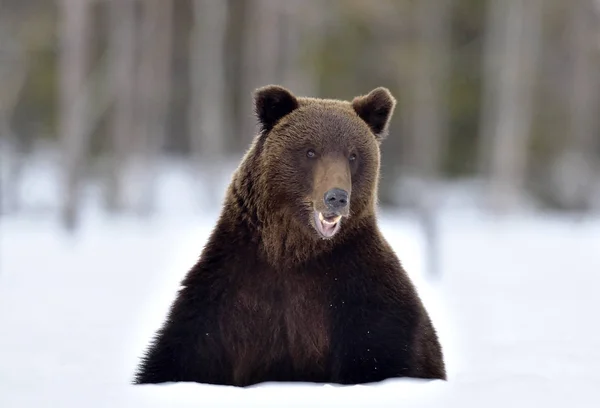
[323,216,341,225]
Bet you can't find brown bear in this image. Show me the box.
[134,85,446,386]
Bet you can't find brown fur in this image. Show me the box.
[312,157,352,216]
[134,85,446,386]
[238,87,387,266]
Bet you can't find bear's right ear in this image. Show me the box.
[352,87,396,140]
[254,85,299,133]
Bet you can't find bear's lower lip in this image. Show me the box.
[314,211,341,238]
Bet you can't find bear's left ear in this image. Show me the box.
[254,85,299,133]
[352,87,397,140]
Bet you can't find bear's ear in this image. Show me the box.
[254,85,299,133]
[352,87,397,140]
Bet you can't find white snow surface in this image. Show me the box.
[1,166,600,407]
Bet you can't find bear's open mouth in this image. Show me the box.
[313,211,342,239]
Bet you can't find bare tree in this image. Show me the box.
[551,0,600,211]
[189,0,229,207]
[134,0,173,216]
[410,0,450,182]
[58,0,92,230]
[278,0,318,97]
[105,0,136,213]
[239,0,283,146]
[0,23,28,216]
[479,0,543,212]
[409,0,452,278]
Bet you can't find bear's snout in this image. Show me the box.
[324,188,349,212]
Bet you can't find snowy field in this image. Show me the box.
[1,163,600,407]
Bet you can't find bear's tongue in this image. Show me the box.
[318,212,341,238]
[320,219,337,235]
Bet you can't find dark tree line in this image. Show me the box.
[1,0,599,229]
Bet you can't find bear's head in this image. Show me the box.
[248,85,396,246]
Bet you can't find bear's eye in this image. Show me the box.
[306,149,316,159]
[349,153,357,162]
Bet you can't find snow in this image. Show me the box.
[1,164,600,407]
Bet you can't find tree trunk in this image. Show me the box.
[0,30,27,216]
[106,0,136,213]
[135,0,173,216]
[480,0,543,213]
[238,0,282,147]
[411,0,450,181]
[278,0,317,96]
[552,0,600,211]
[58,0,91,231]
[189,0,229,208]
[410,0,451,279]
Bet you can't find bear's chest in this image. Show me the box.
[221,268,330,383]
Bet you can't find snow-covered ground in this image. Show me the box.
[1,162,600,407]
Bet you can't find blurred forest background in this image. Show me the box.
[1,0,600,231]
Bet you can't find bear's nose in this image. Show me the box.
[324,188,349,211]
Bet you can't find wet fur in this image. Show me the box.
[134,86,446,386]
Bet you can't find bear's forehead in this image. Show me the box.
[297,97,355,116]
[281,100,372,143]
